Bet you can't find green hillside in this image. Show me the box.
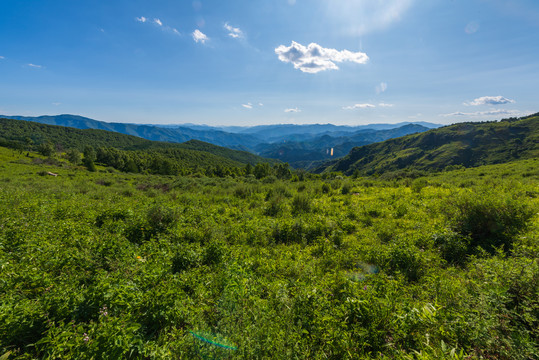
[318,114,539,176]
[0,117,276,176]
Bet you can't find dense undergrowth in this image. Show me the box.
[0,147,537,359]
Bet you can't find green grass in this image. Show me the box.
[0,146,537,359]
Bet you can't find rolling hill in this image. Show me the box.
[316,113,539,176]
[0,117,276,171]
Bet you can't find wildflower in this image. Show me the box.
[83,333,90,343]
[99,306,108,316]
[363,285,368,291]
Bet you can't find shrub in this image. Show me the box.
[233,184,255,199]
[411,178,428,193]
[264,197,285,217]
[448,192,535,254]
[321,183,331,194]
[171,247,200,273]
[146,205,178,233]
[203,240,225,266]
[433,232,470,265]
[341,182,352,195]
[291,194,311,214]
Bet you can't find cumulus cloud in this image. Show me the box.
[136,16,147,23]
[440,109,521,117]
[343,103,375,110]
[28,63,42,68]
[275,41,368,74]
[465,96,515,106]
[154,18,163,26]
[242,103,253,109]
[376,82,388,94]
[284,107,301,113]
[224,22,243,38]
[378,103,394,107]
[192,29,208,44]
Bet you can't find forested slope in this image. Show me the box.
[318,113,539,175]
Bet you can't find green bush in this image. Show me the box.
[291,194,311,214]
[448,192,535,254]
[146,205,178,233]
[433,231,470,265]
[171,246,200,273]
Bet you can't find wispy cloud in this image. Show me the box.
[285,107,301,113]
[136,16,181,36]
[224,22,243,38]
[52,102,61,106]
[465,21,479,34]
[242,103,253,109]
[27,63,42,68]
[343,103,375,110]
[192,29,208,44]
[464,96,515,106]
[0,56,4,59]
[440,109,521,117]
[275,41,368,74]
[376,82,388,94]
[378,102,394,107]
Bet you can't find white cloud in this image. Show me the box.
[28,63,42,68]
[325,0,414,36]
[224,22,243,38]
[0,56,4,59]
[465,96,515,106]
[275,41,368,74]
[440,109,521,117]
[343,103,375,110]
[258,103,264,107]
[378,103,394,107]
[285,107,301,113]
[52,102,61,106]
[136,16,147,23]
[173,28,180,35]
[192,29,208,44]
[242,103,253,109]
[376,82,388,94]
[465,21,479,34]
[154,18,163,26]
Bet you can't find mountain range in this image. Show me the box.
[0,114,440,167]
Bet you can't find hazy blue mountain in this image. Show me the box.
[0,114,261,149]
[255,124,430,167]
[1,114,442,168]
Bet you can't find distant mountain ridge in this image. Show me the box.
[0,114,442,167]
[315,113,539,176]
[255,124,430,168]
[0,117,275,167]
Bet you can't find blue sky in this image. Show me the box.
[0,0,538,126]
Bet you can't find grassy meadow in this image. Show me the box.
[0,146,537,359]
